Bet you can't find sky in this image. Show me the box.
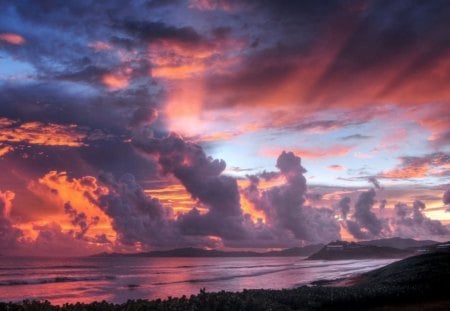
[0,0,450,256]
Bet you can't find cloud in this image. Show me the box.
[345,189,387,239]
[337,197,351,219]
[133,133,249,243]
[380,152,450,179]
[0,33,25,45]
[135,134,340,246]
[341,134,372,141]
[101,72,130,90]
[88,41,112,51]
[98,173,184,248]
[262,145,352,159]
[0,118,87,147]
[188,0,234,11]
[64,202,100,239]
[444,190,450,211]
[368,176,382,190]
[393,200,449,239]
[120,20,203,45]
[244,151,341,244]
[379,199,387,211]
[27,222,109,257]
[0,190,24,252]
[0,144,14,157]
[328,164,344,171]
[0,189,110,256]
[444,190,450,204]
[26,171,115,243]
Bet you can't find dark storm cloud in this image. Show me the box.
[0,0,449,252]
[98,173,183,247]
[379,199,387,211]
[0,79,166,186]
[306,0,450,102]
[345,189,386,239]
[134,132,340,246]
[244,151,341,244]
[119,20,203,44]
[129,107,159,128]
[444,190,450,211]
[0,1,168,89]
[368,177,382,190]
[393,200,449,238]
[337,197,351,219]
[133,133,249,241]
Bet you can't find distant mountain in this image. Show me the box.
[307,241,413,260]
[136,247,260,258]
[359,237,438,250]
[410,241,450,253]
[92,244,323,258]
[263,244,324,257]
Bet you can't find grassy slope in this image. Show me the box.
[2,252,449,310]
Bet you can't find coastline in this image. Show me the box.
[1,252,449,310]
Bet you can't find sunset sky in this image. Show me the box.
[1,0,450,256]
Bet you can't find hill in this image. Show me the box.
[307,240,412,260]
[92,244,324,258]
[359,237,438,249]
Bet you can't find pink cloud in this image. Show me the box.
[0,33,25,45]
[328,164,345,171]
[88,41,112,51]
[262,145,352,159]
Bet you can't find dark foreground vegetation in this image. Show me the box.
[2,252,450,310]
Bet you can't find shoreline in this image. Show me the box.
[1,252,449,310]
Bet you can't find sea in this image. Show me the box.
[0,256,397,305]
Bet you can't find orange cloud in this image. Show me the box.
[144,182,204,215]
[149,38,242,79]
[237,177,287,224]
[27,171,116,242]
[101,72,129,90]
[381,163,429,179]
[0,190,15,217]
[380,153,450,179]
[0,33,25,45]
[262,145,352,159]
[0,144,13,157]
[240,195,267,224]
[0,118,86,147]
[150,37,245,137]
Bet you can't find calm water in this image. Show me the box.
[0,256,397,304]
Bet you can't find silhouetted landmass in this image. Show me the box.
[92,244,324,258]
[408,241,450,253]
[2,251,450,310]
[263,244,324,257]
[307,241,413,260]
[359,237,438,249]
[92,238,446,259]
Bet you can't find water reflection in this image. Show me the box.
[0,256,397,304]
